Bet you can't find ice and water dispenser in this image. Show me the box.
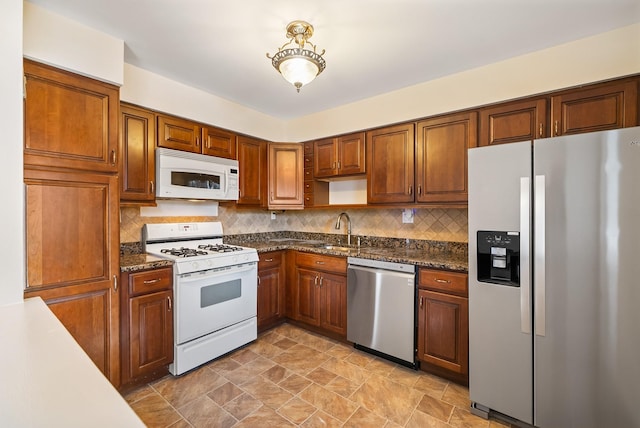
[476,231,520,287]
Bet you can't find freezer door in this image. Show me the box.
[533,127,640,428]
[468,141,533,424]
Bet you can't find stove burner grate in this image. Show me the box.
[197,244,243,253]
[161,247,209,258]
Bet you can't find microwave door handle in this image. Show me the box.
[224,170,229,194]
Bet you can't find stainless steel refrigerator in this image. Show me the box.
[468,127,640,427]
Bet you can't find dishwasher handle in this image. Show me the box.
[348,263,416,280]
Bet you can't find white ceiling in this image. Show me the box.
[27,0,640,120]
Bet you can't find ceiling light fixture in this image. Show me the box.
[267,20,326,93]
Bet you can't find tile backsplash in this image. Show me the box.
[120,205,468,244]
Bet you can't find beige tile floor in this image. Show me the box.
[123,323,514,427]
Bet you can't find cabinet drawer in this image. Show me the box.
[128,267,173,296]
[418,268,467,296]
[296,252,347,273]
[259,251,282,270]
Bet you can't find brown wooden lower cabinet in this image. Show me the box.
[257,251,285,331]
[416,268,469,385]
[120,267,173,390]
[291,252,347,338]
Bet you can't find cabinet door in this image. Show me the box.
[129,290,173,379]
[479,98,548,146]
[119,104,156,202]
[313,138,338,178]
[23,59,119,173]
[258,266,283,330]
[417,289,468,375]
[237,136,266,206]
[416,112,477,203]
[295,268,321,326]
[320,272,347,336]
[24,168,120,384]
[337,132,366,176]
[202,126,237,159]
[267,143,304,209]
[157,115,201,153]
[551,80,638,136]
[366,123,415,204]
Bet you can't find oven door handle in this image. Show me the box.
[178,264,257,284]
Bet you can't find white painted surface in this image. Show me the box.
[329,179,367,205]
[122,64,285,142]
[286,24,640,142]
[23,2,124,85]
[0,0,24,306]
[0,297,144,427]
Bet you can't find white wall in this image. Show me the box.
[23,2,124,85]
[0,0,25,305]
[121,64,285,142]
[286,23,640,142]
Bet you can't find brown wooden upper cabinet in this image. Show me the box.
[237,135,267,206]
[551,80,638,136]
[157,114,237,159]
[416,112,477,204]
[366,123,416,204]
[479,98,548,146]
[267,143,304,209]
[313,132,366,179]
[23,59,119,173]
[120,104,156,203]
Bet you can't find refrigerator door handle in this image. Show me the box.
[534,174,546,336]
[520,177,531,334]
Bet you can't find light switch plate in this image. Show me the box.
[402,208,414,223]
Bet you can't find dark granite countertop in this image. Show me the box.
[120,253,173,273]
[120,232,468,273]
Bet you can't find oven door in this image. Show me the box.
[175,262,257,344]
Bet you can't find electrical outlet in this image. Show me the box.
[402,208,414,224]
[271,212,276,220]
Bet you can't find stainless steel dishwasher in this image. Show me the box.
[347,257,416,367]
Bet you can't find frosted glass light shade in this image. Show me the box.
[279,57,319,89]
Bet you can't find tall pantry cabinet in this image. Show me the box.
[22,59,121,386]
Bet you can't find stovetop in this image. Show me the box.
[143,222,258,274]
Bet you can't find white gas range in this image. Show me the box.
[143,222,259,376]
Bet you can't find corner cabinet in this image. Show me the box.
[120,267,173,389]
[119,104,156,203]
[257,251,285,331]
[415,112,477,203]
[267,143,304,209]
[417,268,469,385]
[293,252,347,338]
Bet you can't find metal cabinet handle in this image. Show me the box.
[315,261,325,265]
[110,150,117,165]
[206,140,211,149]
[420,296,424,308]
[150,181,154,194]
[417,185,422,196]
[554,120,559,136]
[167,296,172,312]
[337,161,341,170]
[195,136,200,147]
[539,123,544,137]
[143,278,161,284]
[257,276,261,286]
[264,258,273,262]
[113,274,118,292]
[434,278,451,284]
[408,185,413,195]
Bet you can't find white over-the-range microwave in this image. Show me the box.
[156,148,239,200]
